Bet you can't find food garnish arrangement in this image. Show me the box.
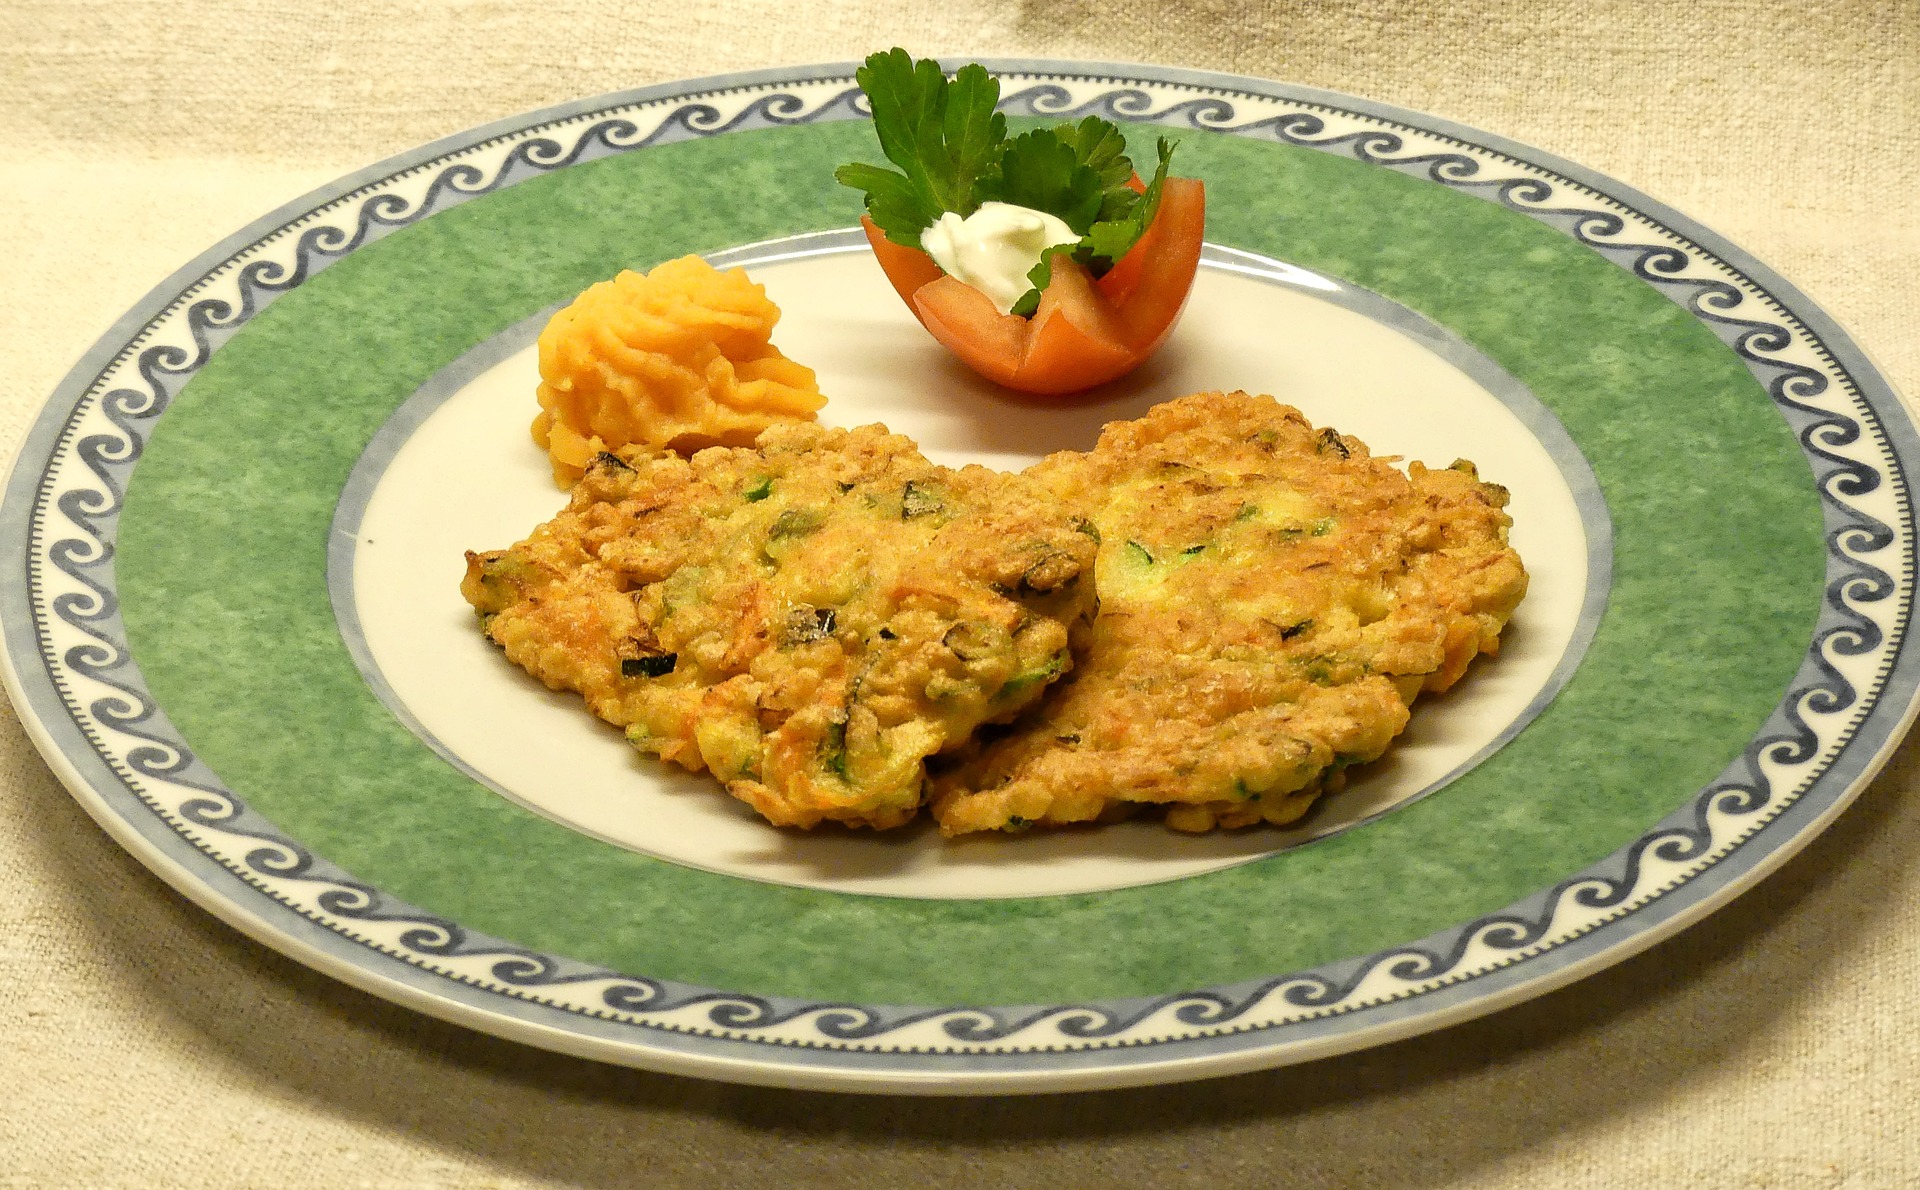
[462,50,1529,837]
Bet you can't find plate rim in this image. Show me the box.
[4,56,1914,1094]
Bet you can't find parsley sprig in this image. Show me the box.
[834,49,1177,317]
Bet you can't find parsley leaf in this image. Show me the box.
[836,50,1184,316]
[1080,137,1175,270]
[980,129,1105,233]
[832,162,934,247]
[1014,137,1176,311]
[1051,116,1137,218]
[832,49,1005,247]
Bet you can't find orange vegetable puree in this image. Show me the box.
[530,254,826,485]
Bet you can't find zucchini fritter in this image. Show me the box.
[461,423,1099,829]
[929,391,1529,835]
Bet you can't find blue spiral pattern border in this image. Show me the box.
[7,63,1913,1081]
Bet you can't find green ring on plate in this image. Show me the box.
[114,118,1821,1005]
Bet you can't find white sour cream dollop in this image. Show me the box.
[919,202,1080,315]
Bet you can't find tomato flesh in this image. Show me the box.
[1015,258,1138,394]
[863,179,1206,396]
[912,275,1026,386]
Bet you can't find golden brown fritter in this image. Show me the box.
[461,422,1099,829]
[929,391,1529,836]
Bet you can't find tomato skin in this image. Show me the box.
[1103,176,1205,354]
[861,179,1206,396]
[860,216,943,328]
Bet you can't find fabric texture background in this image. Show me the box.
[2,1,1916,1185]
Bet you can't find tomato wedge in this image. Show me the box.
[859,176,1205,396]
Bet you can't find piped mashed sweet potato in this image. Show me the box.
[530,255,826,485]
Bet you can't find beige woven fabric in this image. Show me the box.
[2,1,1916,1185]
